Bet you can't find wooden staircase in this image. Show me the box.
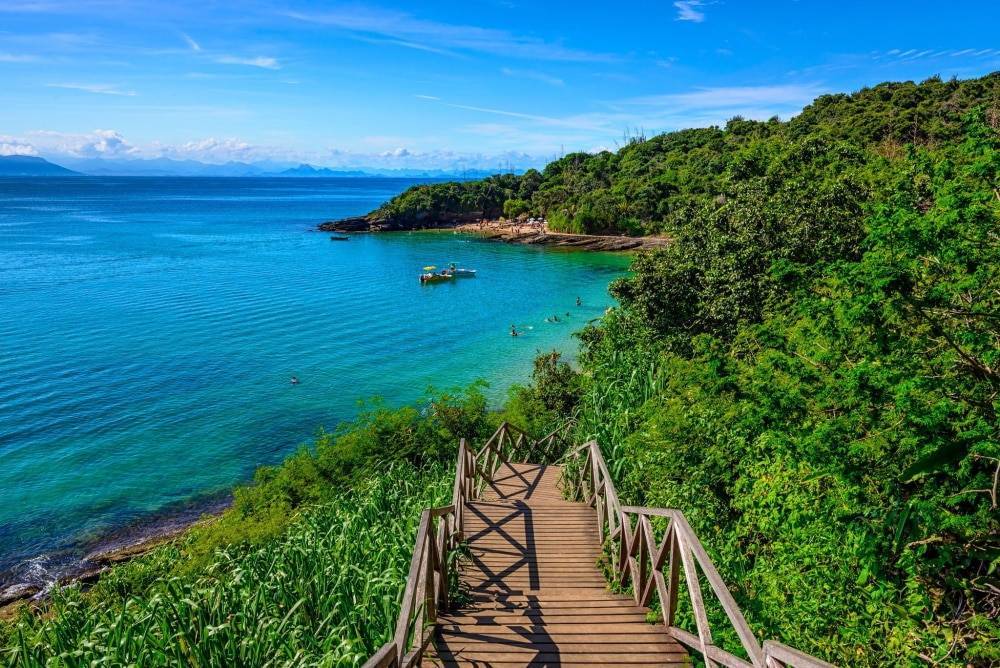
[364,423,835,668]
[424,462,689,666]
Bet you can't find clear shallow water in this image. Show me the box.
[0,177,628,585]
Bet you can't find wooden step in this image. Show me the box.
[419,461,687,667]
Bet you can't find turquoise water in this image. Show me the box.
[0,177,628,586]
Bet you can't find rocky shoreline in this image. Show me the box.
[460,225,669,251]
[318,216,669,251]
[0,495,228,616]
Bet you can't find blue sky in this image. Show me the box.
[1,0,998,169]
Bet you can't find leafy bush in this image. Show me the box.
[502,351,582,436]
[502,198,531,218]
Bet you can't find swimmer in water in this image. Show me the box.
[576,296,582,306]
[290,376,300,385]
[510,324,519,337]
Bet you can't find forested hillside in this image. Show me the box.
[502,72,1000,664]
[375,74,999,237]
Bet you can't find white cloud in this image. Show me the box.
[77,129,137,157]
[415,94,440,100]
[287,7,616,62]
[46,82,137,96]
[216,55,280,70]
[380,147,411,158]
[0,136,39,156]
[28,129,138,157]
[181,32,201,52]
[165,137,257,162]
[500,67,564,87]
[0,53,39,62]
[674,1,706,23]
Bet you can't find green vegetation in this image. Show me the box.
[375,74,1000,239]
[1,387,495,666]
[538,74,999,665]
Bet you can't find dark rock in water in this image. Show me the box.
[0,582,41,607]
[318,212,481,233]
[318,216,371,232]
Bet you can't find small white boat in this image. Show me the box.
[451,268,477,277]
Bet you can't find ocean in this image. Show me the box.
[0,176,628,590]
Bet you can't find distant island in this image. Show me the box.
[0,155,81,176]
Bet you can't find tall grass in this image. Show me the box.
[575,346,663,480]
[5,462,451,667]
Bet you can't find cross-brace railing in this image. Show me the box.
[563,440,836,668]
[363,422,566,668]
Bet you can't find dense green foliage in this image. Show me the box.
[376,74,1000,239]
[557,75,999,665]
[502,351,584,438]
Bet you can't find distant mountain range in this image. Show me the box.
[0,154,519,179]
[0,155,81,176]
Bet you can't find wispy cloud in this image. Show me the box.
[431,99,607,131]
[674,0,706,23]
[286,7,617,62]
[625,84,824,111]
[415,94,440,100]
[0,53,40,62]
[436,82,829,153]
[877,47,1000,62]
[181,32,201,52]
[46,82,137,96]
[215,55,280,70]
[500,67,564,87]
[0,1,69,12]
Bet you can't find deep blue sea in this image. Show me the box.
[0,177,628,590]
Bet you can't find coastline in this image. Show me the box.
[453,221,669,251]
[318,216,670,251]
[0,494,229,615]
[3,200,630,622]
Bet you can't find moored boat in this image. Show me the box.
[420,272,454,283]
[329,235,350,241]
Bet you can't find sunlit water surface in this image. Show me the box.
[0,177,628,587]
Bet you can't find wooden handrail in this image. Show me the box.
[565,440,835,668]
[363,422,564,668]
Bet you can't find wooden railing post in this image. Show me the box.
[560,440,835,668]
[664,521,680,627]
